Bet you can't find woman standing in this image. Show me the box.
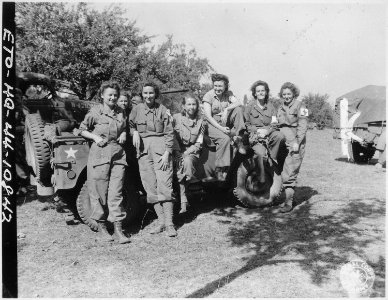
[273,82,308,213]
[74,82,130,244]
[128,82,177,237]
[172,93,205,213]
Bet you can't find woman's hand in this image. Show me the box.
[257,128,269,138]
[132,131,140,150]
[158,151,171,171]
[221,126,231,136]
[94,136,107,147]
[117,132,126,144]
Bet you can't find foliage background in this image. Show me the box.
[16,2,213,111]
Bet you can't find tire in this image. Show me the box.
[76,181,99,231]
[24,113,52,186]
[230,151,282,208]
[76,180,146,232]
[348,141,376,163]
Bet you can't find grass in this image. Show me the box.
[17,129,385,297]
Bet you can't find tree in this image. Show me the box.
[15,3,212,102]
[301,93,333,127]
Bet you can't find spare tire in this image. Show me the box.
[76,180,147,232]
[24,113,52,186]
[229,151,282,208]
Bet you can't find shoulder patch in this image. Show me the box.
[300,107,309,117]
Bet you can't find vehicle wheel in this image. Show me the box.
[76,181,99,231]
[24,113,52,186]
[76,181,146,231]
[348,141,376,163]
[230,151,282,208]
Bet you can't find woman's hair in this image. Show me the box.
[181,93,200,118]
[211,73,229,92]
[250,80,270,103]
[119,91,131,100]
[141,82,160,99]
[99,81,121,99]
[278,82,300,99]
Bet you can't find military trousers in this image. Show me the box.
[138,135,174,204]
[281,135,306,189]
[87,143,127,222]
[252,130,286,161]
[208,106,245,168]
[174,151,199,183]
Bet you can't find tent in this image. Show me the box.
[333,85,386,129]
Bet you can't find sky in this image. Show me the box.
[90,0,386,106]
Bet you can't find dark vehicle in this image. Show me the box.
[333,85,386,163]
[20,72,279,231]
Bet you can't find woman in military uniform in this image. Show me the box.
[129,82,177,237]
[172,93,205,214]
[202,73,245,181]
[74,82,130,244]
[244,80,286,167]
[273,82,308,213]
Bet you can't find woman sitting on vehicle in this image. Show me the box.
[202,73,245,181]
[244,80,286,169]
[172,93,205,214]
[129,82,177,237]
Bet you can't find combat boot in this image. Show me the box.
[278,188,294,213]
[97,221,114,242]
[163,201,177,237]
[150,203,165,234]
[113,221,131,244]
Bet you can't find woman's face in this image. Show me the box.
[101,88,119,108]
[142,86,156,106]
[281,88,294,104]
[118,95,129,109]
[184,97,198,117]
[255,85,267,101]
[213,80,227,96]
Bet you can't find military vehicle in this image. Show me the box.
[20,72,280,231]
[333,85,386,163]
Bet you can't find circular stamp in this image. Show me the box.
[340,260,375,296]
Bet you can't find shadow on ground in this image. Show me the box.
[187,187,385,298]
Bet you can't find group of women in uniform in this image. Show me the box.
[75,74,308,244]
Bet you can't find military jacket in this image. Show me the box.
[277,99,308,144]
[75,104,126,142]
[202,89,237,122]
[74,104,127,166]
[172,113,204,153]
[128,102,174,154]
[244,100,277,133]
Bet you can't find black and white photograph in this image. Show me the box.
[1,0,386,297]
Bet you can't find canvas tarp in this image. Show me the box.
[333,85,386,128]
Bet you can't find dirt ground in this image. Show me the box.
[17,129,385,297]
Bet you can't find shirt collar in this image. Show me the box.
[143,102,159,114]
[101,104,119,116]
[182,114,200,127]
